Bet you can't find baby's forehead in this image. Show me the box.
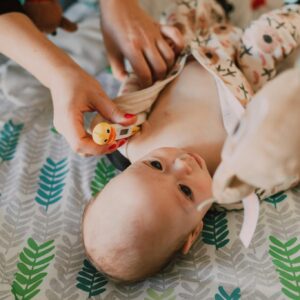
[92,168,178,216]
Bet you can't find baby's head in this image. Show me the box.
[82,147,213,282]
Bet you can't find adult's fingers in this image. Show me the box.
[156,38,175,70]
[56,110,109,155]
[126,49,153,88]
[107,50,127,81]
[160,25,185,55]
[103,33,128,81]
[143,45,168,81]
[90,92,137,126]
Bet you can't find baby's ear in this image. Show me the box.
[181,221,203,255]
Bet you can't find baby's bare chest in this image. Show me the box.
[128,61,227,161]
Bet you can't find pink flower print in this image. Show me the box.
[245,24,282,54]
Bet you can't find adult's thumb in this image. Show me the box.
[93,95,137,126]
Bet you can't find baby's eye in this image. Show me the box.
[179,184,193,200]
[107,129,110,133]
[149,160,163,170]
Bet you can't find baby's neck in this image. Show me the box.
[126,61,227,176]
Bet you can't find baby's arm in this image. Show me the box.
[0,13,136,155]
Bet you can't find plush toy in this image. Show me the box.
[22,0,77,34]
[213,65,300,204]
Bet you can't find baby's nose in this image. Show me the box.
[172,155,193,176]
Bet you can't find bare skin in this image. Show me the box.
[82,61,228,281]
[127,60,227,175]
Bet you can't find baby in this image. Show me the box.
[82,0,300,282]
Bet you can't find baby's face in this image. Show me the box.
[130,147,213,217]
[83,147,213,280]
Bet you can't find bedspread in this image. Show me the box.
[0,1,300,299]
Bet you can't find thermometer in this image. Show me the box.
[92,113,147,145]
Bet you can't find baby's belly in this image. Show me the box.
[127,61,227,165]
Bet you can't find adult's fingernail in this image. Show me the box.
[108,144,117,151]
[124,113,135,119]
[118,139,127,147]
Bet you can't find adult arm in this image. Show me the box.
[0,13,136,155]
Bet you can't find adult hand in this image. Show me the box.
[100,0,184,87]
[24,0,77,34]
[50,65,136,156]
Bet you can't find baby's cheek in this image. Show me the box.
[194,174,213,199]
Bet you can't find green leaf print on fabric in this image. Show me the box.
[90,158,117,196]
[215,286,241,300]
[202,210,230,249]
[105,66,113,74]
[50,127,59,135]
[76,259,108,298]
[0,119,23,162]
[11,238,55,300]
[269,236,300,300]
[35,158,68,211]
[264,191,287,208]
[145,288,175,300]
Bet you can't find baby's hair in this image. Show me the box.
[81,196,119,281]
[81,192,188,283]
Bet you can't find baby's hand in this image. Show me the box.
[50,66,136,156]
[100,0,184,87]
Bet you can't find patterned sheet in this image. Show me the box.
[0,67,300,300]
[1,1,300,299]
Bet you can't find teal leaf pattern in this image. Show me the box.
[264,191,287,208]
[269,236,300,299]
[35,158,68,211]
[11,238,55,300]
[50,127,59,135]
[202,210,230,249]
[215,286,241,300]
[90,158,117,196]
[76,259,108,298]
[145,288,175,300]
[0,120,23,162]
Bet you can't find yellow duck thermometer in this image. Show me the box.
[92,113,147,145]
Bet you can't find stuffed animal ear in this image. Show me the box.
[60,17,78,32]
